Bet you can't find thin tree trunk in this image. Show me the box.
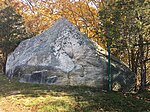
[139,34,146,91]
[131,48,135,72]
[2,62,6,74]
[2,51,7,74]
[127,48,131,69]
[134,49,139,91]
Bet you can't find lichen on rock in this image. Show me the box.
[6,17,134,92]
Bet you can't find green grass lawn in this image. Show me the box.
[0,74,149,112]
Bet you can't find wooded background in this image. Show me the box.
[0,0,149,91]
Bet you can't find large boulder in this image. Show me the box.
[6,17,134,91]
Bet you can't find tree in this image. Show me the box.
[10,0,103,44]
[0,6,33,73]
[0,0,10,10]
[98,0,150,91]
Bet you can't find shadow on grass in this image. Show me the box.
[0,75,150,112]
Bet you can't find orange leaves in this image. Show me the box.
[57,0,99,38]
[0,0,10,9]
[9,0,101,40]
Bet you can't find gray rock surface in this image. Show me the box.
[6,17,134,91]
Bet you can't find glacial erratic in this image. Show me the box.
[6,17,134,91]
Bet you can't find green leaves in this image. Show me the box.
[98,0,150,90]
[0,6,33,73]
[99,0,149,48]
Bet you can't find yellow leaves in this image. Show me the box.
[56,0,99,38]
[0,0,9,10]
[8,0,102,46]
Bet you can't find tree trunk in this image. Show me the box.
[139,34,146,91]
[2,51,7,74]
[131,49,135,73]
[127,48,131,69]
[2,62,6,74]
[130,48,139,91]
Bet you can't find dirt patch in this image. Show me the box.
[0,107,4,112]
[0,97,32,112]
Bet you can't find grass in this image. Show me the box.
[0,74,149,112]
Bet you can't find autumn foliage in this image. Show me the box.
[11,0,100,39]
[0,0,149,90]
